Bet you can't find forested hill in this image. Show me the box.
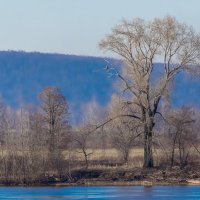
[0,51,118,123]
[0,51,199,123]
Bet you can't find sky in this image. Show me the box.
[0,0,200,57]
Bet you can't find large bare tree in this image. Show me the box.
[99,16,200,168]
[39,87,70,176]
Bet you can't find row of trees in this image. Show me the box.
[103,96,200,167]
[0,87,70,183]
[71,93,200,168]
[0,86,197,184]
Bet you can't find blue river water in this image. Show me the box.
[0,186,199,199]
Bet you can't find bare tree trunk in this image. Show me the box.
[123,148,129,165]
[83,150,88,169]
[171,132,178,167]
[144,130,153,168]
[143,119,154,168]
[171,143,175,167]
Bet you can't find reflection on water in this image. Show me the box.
[0,186,199,199]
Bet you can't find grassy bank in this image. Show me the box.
[66,166,200,186]
[1,166,200,186]
[0,148,199,186]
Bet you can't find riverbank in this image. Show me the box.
[66,166,200,186]
[2,166,200,186]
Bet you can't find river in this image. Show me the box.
[0,186,199,199]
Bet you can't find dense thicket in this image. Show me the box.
[0,86,199,185]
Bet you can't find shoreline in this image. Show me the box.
[1,167,200,187]
[52,180,200,187]
[0,180,199,187]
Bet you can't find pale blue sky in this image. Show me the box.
[0,0,200,56]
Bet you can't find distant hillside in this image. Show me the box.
[0,51,119,123]
[0,51,199,123]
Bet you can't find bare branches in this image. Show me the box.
[39,87,70,152]
[99,16,200,168]
[91,114,141,134]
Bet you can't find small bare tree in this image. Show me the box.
[99,16,200,168]
[112,121,140,164]
[107,94,142,164]
[164,107,196,167]
[73,124,94,169]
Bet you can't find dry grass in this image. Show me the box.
[63,147,200,168]
[63,148,143,159]
[63,148,145,168]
